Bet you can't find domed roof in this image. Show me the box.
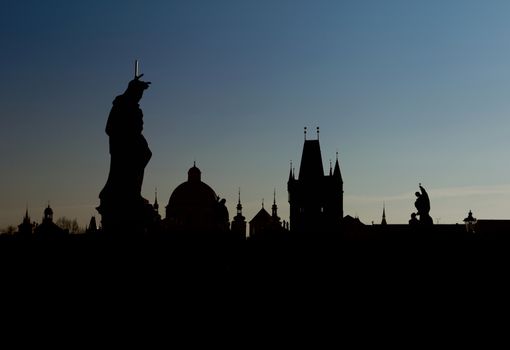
[167,180,217,208]
[167,164,218,210]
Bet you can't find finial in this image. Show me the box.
[273,189,276,204]
[238,187,241,204]
[304,127,307,140]
[317,126,320,140]
[193,160,196,167]
[135,59,139,78]
[262,198,264,208]
[336,150,339,161]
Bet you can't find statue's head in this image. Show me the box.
[125,75,151,103]
[411,213,417,219]
[415,192,421,197]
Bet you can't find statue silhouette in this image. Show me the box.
[97,72,155,234]
[413,184,433,226]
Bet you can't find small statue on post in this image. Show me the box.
[412,183,433,227]
[97,61,156,235]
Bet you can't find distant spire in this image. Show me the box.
[237,188,243,216]
[329,159,332,176]
[333,152,342,182]
[381,202,387,225]
[289,161,293,181]
[304,127,307,141]
[272,189,278,218]
[262,198,264,209]
[154,188,159,213]
[317,126,320,140]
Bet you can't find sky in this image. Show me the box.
[2,0,510,228]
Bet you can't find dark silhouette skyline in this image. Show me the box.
[4,69,510,241]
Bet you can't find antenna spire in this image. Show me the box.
[135,60,139,78]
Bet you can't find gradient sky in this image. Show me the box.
[2,0,510,228]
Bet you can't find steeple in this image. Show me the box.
[237,188,243,216]
[22,206,31,225]
[333,152,342,182]
[289,161,293,181]
[381,202,387,225]
[329,159,332,176]
[272,189,278,218]
[154,188,159,214]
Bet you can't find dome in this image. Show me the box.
[167,181,217,210]
[165,164,228,233]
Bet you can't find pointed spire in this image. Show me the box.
[329,159,332,176]
[333,151,342,181]
[154,188,159,213]
[262,198,264,209]
[304,127,307,141]
[317,126,320,140]
[381,202,387,225]
[289,161,293,181]
[236,187,243,215]
[272,189,278,218]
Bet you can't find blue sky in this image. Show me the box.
[2,0,510,228]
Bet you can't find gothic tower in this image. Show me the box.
[287,128,343,233]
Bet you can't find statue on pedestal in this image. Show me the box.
[97,62,156,234]
[412,183,433,226]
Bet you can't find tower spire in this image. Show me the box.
[304,127,307,141]
[272,189,278,218]
[333,151,342,182]
[381,202,387,225]
[154,188,159,213]
[236,187,243,216]
[317,126,320,140]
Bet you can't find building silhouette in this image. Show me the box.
[249,194,286,239]
[33,204,67,239]
[164,163,229,234]
[17,208,34,238]
[288,128,343,233]
[231,189,247,239]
